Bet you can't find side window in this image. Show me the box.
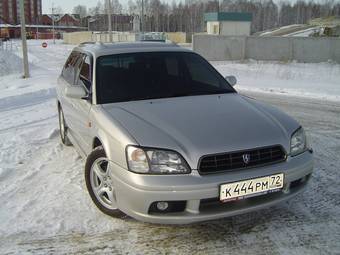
[183,54,221,88]
[73,57,82,82]
[62,51,82,85]
[77,54,92,91]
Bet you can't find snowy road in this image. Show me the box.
[0,41,339,254]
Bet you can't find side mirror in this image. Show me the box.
[65,86,87,99]
[225,75,237,87]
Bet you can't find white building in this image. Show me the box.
[204,12,252,36]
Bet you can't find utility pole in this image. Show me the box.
[52,3,55,44]
[19,0,29,78]
[106,0,113,42]
[141,0,144,33]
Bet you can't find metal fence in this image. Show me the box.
[0,40,16,51]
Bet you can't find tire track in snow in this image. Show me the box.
[0,88,56,113]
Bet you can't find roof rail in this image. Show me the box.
[78,41,96,46]
[78,41,108,47]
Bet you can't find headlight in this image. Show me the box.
[126,146,191,174]
[290,127,307,156]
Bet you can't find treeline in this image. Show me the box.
[83,0,340,33]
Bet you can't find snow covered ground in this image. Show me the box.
[284,27,321,37]
[0,40,340,254]
[213,60,340,102]
[258,24,306,36]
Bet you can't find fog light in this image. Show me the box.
[156,201,169,211]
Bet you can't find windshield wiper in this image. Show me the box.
[119,91,233,102]
[164,91,230,98]
[202,90,234,95]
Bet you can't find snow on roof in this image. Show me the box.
[0,24,86,29]
[259,24,303,36]
[43,14,80,22]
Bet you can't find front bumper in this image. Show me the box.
[109,151,313,224]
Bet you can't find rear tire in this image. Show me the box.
[58,106,72,146]
[85,147,125,218]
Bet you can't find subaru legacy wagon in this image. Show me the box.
[56,42,313,224]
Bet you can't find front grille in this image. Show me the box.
[198,145,286,175]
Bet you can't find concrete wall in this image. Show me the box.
[246,37,292,61]
[63,31,137,44]
[63,31,189,44]
[63,31,93,45]
[292,37,336,62]
[193,34,340,63]
[193,34,246,61]
[92,32,136,43]
[166,32,187,43]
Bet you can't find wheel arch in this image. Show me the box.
[91,131,128,168]
[93,136,103,149]
[92,135,110,158]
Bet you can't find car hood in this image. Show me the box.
[102,93,299,169]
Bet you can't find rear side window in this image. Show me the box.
[62,51,82,85]
[77,54,92,91]
[80,56,91,81]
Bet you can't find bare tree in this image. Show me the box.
[89,1,105,15]
[111,0,123,14]
[85,0,340,33]
[53,6,64,14]
[73,5,88,18]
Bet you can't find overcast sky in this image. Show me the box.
[43,0,133,14]
[42,0,106,14]
[42,0,308,14]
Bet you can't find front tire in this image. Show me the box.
[58,106,72,146]
[85,147,125,218]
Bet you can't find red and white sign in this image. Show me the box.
[42,42,48,48]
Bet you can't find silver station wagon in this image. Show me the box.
[56,42,313,224]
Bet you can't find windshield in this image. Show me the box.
[96,52,235,104]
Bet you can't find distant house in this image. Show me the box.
[57,14,80,27]
[40,14,53,25]
[1,13,84,39]
[40,14,80,27]
[204,12,252,36]
[89,14,133,31]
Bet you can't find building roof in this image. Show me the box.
[43,14,80,22]
[44,14,63,21]
[0,24,86,29]
[204,12,252,22]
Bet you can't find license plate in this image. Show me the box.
[220,173,284,202]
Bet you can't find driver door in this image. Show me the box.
[70,53,93,155]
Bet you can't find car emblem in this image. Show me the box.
[242,154,250,164]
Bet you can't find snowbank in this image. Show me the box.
[213,60,340,102]
[0,51,23,76]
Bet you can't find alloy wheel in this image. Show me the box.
[90,157,117,210]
